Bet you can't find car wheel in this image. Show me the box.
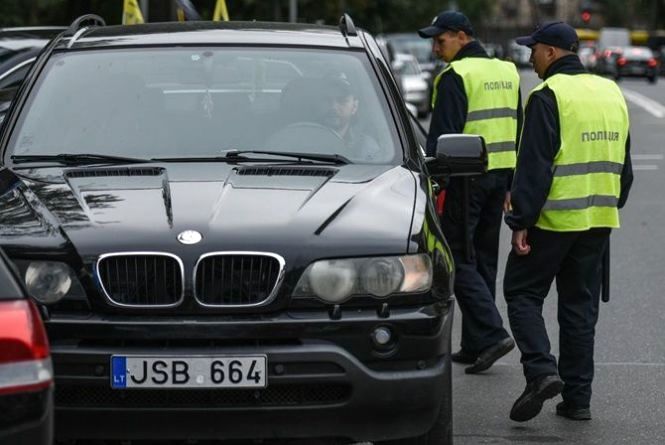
[376,358,452,445]
[648,75,657,84]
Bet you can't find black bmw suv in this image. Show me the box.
[0,15,485,444]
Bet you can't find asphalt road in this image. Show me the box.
[445,70,665,445]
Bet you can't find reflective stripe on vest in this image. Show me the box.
[528,73,629,232]
[431,58,520,170]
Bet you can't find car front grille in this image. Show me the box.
[97,253,183,307]
[55,383,351,408]
[195,253,284,307]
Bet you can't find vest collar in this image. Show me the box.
[451,41,489,62]
[544,55,586,80]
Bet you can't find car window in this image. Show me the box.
[8,47,401,164]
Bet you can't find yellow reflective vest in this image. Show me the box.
[527,73,629,231]
[431,57,520,170]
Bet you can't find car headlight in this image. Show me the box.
[293,254,432,303]
[17,261,85,305]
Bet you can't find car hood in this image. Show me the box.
[0,163,417,262]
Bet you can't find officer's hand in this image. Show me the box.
[503,192,512,213]
[512,229,531,256]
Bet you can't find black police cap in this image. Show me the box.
[515,21,580,52]
[418,11,474,38]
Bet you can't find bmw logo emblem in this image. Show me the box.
[177,230,202,245]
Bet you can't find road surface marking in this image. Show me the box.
[621,88,665,118]
[632,154,664,161]
[633,165,659,170]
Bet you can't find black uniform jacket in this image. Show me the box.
[426,41,524,157]
[505,55,634,231]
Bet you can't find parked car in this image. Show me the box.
[0,14,487,444]
[379,32,445,89]
[508,39,531,67]
[614,46,659,83]
[0,248,54,445]
[392,53,430,117]
[578,43,598,71]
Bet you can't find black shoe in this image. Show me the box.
[451,349,478,364]
[465,337,515,374]
[510,374,564,422]
[556,401,592,420]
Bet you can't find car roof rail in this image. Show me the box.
[339,14,357,38]
[64,14,106,37]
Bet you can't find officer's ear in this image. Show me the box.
[457,30,471,44]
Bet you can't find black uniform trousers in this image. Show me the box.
[441,171,511,354]
[504,227,610,408]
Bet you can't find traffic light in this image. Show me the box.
[581,9,592,23]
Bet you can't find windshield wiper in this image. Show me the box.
[223,150,350,165]
[153,151,350,165]
[11,153,154,166]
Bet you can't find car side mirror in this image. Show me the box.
[426,134,487,177]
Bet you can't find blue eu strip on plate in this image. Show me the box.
[111,356,127,388]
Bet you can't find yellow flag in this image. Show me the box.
[123,0,145,25]
[213,0,230,21]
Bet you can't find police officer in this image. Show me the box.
[418,11,521,374]
[504,22,633,422]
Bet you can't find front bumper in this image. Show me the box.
[50,301,454,442]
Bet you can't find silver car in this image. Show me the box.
[392,53,430,117]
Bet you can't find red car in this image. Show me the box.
[0,248,53,445]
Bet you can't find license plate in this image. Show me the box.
[110,355,267,389]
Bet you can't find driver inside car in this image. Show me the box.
[317,77,381,161]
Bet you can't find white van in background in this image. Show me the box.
[598,27,630,49]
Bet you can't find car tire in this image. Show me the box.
[376,357,452,445]
[648,75,657,84]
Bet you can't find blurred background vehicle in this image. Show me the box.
[391,53,430,117]
[615,46,659,83]
[481,41,504,59]
[378,32,444,88]
[595,46,624,75]
[508,39,531,67]
[598,27,631,49]
[578,42,598,71]
[0,248,53,445]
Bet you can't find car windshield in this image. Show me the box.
[8,47,401,164]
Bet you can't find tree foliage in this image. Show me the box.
[0,0,661,31]
[0,0,492,33]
